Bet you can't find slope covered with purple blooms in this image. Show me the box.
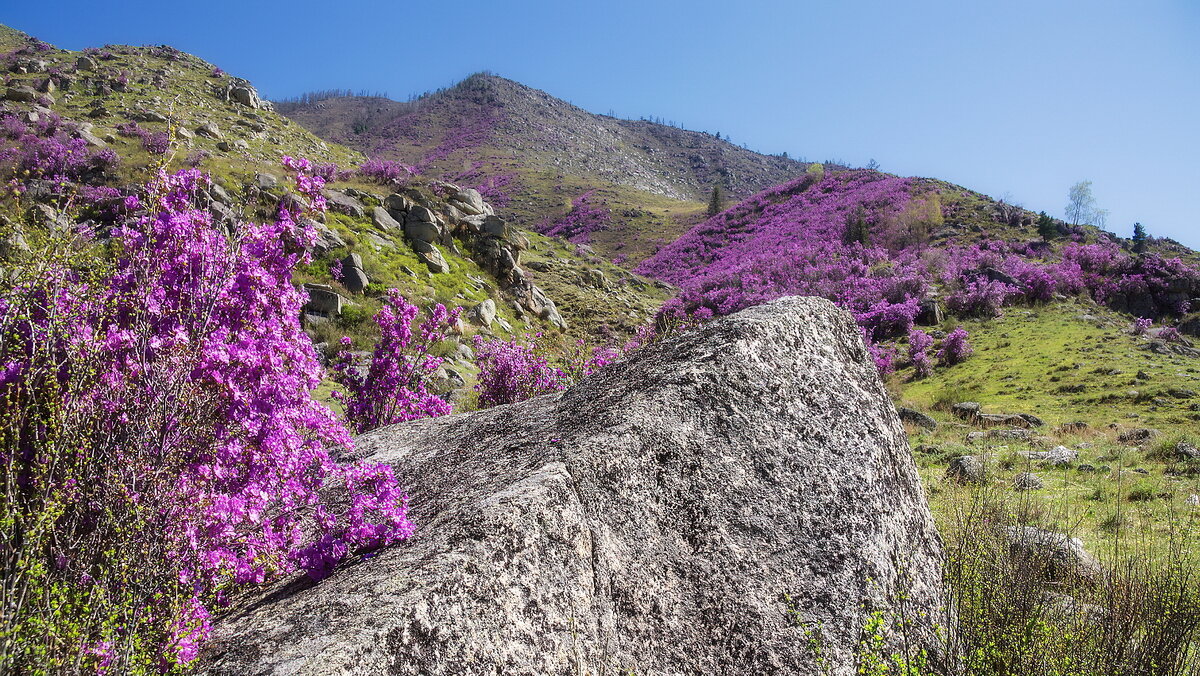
[637,169,1200,370]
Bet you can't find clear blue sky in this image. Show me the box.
[8,0,1199,246]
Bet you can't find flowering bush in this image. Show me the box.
[330,291,460,433]
[631,168,1200,373]
[141,131,170,155]
[944,277,1017,318]
[1158,326,1186,344]
[1132,317,1153,335]
[358,157,415,184]
[474,334,614,407]
[908,328,934,378]
[938,327,973,366]
[0,159,413,672]
[536,190,611,242]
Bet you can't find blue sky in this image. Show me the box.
[7,0,1198,246]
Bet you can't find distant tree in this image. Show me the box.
[1065,180,1106,228]
[866,158,880,171]
[844,204,870,245]
[805,163,826,184]
[1132,222,1148,253]
[1036,211,1058,241]
[714,131,721,140]
[707,185,724,217]
[781,151,789,159]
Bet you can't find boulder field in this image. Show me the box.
[202,296,950,675]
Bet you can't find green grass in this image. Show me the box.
[899,300,1200,431]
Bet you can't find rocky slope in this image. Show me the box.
[277,74,810,261]
[201,297,950,675]
[0,26,668,357]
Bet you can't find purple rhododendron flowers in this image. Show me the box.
[0,157,417,670]
[633,169,1198,372]
[331,291,461,433]
[938,327,973,365]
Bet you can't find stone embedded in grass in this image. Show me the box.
[1005,526,1102,582]
[1117,427,1159,444]
[951,401,981,419]
[1013,472,1044,490]
[947,455,987,483]
[1018,445,1078,467]
[897,406,937,430]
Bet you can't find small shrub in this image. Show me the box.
[938,328,973,366]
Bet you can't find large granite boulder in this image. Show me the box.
[202,296,950,675]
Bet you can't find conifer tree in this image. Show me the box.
[844,204,869,245]
[707,185,724,217]
[1036,211,1058,241]
[1132,222,1148,253]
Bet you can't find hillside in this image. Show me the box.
[0,28,669,359]
[277,73,810,261]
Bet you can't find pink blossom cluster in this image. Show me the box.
[0,114,119,181]
[536,190,612,242]
[908,329,934,378]
[0,158,414,670]
[358,157,416,184]
[635,169,1199,368]
[938,327,973,365]
[330,291,460,434]
[473,334,614,407]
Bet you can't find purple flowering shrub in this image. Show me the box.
[1158,326,1186,344]
[633,169,1199,372]
[1131,317,1153,335]
[141,131,170,155]
[537,190,612,242]
[358,157,416,184]
[908,329,934,378]
[0,114,116,182]
[473,334,614,407]
[938,327,974,365]
[330,291,461,433]
[0,159,414,671]
[944,277,1017,318]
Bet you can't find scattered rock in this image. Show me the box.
[951,402,981,419]
[897,407,937,430]
[416,243,450,274]
[1145,340,1200,358]
[323,190,366,219]
[1012,472,1044,491]
[1016,413,1045,428]
[1186,494,1200,506]
[229,85,262,108]
[195,121,222,139]
[947,455,986,484]
[1175,442,1200,461]
[447,188,486,216]
[371,206,400,232]
[1055,421,1089,435]
[1117,428,1158,444]
[1018,446,1078,467]
[977,413,1031,429]
[467,299,497,328]
[4,86,37,103]
[968,428,1032,443]
[340,253,369,293]
[201,297,951,675]
[1005,526,1101,582]
[302,284,344,317]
